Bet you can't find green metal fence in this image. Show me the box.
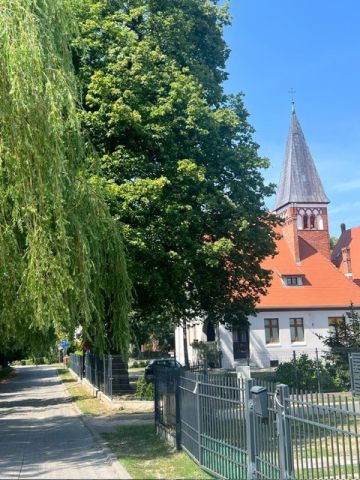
[154,367,360,480]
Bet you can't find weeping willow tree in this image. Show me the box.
[0,0,131,357]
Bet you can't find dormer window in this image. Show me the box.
[283,275,303,286]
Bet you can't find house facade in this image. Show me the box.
[175,106,360,369]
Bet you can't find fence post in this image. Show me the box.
[175,368,182,450]
[196,373,202,464]
[276,384,294,480]
[94,355,98,389]
[315,348,321,393]
[80,355,83,380]
[102,354,105,394]
[109,355,113,399]
[245,378,256,480]
[349,354,354,395]
[292,351,298,391]
[154,365,159,432]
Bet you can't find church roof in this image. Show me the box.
[274,107,330,211]
[257,228,360,310]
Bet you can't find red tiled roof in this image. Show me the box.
[332,227,360,282]
[257,229,360,310]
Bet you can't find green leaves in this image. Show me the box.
[72,0,279,341]
[0,0,131,356]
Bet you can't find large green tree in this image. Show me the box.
[0,0,131,358]
[72,0,278,352]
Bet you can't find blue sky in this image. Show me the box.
[223,0,360,237]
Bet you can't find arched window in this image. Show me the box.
[297,214,303,230]
[316,215,324,230]
[303,214,308,229]
[310,214,316,229]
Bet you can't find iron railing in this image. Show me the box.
[286,389,360,479]
[154,366,360,480]
[69,352,130,399]
[84,352,112,397]
[69,353,83,379]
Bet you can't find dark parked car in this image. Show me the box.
[144,358,182,383]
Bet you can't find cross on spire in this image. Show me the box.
[288,88,296,113]
[288,88,296,102]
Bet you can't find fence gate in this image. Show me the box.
[246,380,283,480]
[176,373,290,479]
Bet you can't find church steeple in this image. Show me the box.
[275,107,331,261]
[275,107,329,212]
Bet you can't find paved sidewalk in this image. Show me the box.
[0,366,129,479]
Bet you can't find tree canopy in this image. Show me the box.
[72,0,278,343]
[0,0,131,357]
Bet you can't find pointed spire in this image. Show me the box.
[274,109,330,211]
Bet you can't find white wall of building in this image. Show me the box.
[175,322,206,365]
[219,324,234,370]
[176,308,353,370]
[175,322,233,367]
[248,309,348,368]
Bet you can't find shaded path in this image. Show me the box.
[0,366,126,479]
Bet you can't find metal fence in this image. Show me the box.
[350,352,360,396]
[154,367,360,479]
[84,352,113,397]
[69,352,130,399]
[69,353,83,379]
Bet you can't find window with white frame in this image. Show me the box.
[283,275,303,286]
[290,318,304,342]
[264,318,279,344]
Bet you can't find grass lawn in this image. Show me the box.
[58,368,111,415]
[128,367,145,373]
[104,424,212,479]
[0,366,15,383]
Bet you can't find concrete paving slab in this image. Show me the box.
[0,366,130,479]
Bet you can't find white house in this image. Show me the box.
[175,106,360,369]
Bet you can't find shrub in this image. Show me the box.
[135,376,154,400]
[139,361,147,368]
[132,361,139,368]
[275,354,338,392]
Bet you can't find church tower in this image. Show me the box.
[274,105,331,261]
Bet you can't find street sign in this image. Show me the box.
[59,340,70,349]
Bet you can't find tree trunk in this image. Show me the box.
[182,324,190,368]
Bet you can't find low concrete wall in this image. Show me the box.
[156,423,177,449]
[67,367,154,413]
